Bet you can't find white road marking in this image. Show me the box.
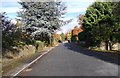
[13,47,56,76]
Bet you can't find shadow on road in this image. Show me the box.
[64,43,120,65]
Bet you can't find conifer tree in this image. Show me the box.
[18,1,67,40]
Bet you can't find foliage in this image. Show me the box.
[82,2,120,50]
[72,26,81,36]
[78,31,86,41]
[71,36,77,42]
[18,1,67,41]
[1,12,24,49]
[1,12,36,54]
[2,0,68,55]
[71,26,83,42]
[35,40,45,52]
[65,31,71,40]
[60,33,65,41]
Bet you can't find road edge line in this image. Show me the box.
[13,47,55,76]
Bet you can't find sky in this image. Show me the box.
[1,0,95,34]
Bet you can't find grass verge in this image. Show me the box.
[2,52,43,75]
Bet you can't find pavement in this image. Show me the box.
[15,43,118,76]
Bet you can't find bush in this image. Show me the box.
[71,36,77,42]
[78,31,86,41]
[35,41,45,52]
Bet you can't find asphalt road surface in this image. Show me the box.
[18,43,118,76]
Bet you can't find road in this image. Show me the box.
[17,43,118,76]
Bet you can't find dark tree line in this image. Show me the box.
[78,2,120,50]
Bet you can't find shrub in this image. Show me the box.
[35,41,45,52]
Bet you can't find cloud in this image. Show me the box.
[1,0,95,34]
[60,17,79,33]
[1,0,95,2]
[1,7,22,13]
[62,0,95,2]
[1,0,20,2]
[60,17,73,21]
[65,0,95,14]
[57,1,95,34]
[67,8,87,14]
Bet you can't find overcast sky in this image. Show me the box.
[1,0,95,34]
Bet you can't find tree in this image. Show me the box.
[112,2,120,43]
[18,1,67,43]
[71,26,83,42]
[82,2,120,50]
[78,31,86,41]
[60,33,65,41]
[1,12,23,50]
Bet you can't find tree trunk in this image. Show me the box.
[109,41,112,51]
[105,40,109,50]
[49,37,52,47]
